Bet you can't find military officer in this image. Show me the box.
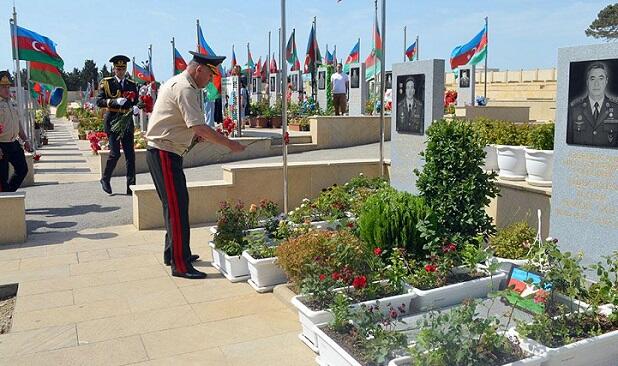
[96,55,139,195]
[0,71,32,192]
[568,62,618,148]
[397,77,424,134]
[145,52,245,279]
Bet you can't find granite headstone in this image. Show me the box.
[457,65,475,106]
[348,62,367,116]
[317,66,328,112]
[391,59,445,193]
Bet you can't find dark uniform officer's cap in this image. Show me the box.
[188,51,225,74]
[109,55,130,69]
[0,71,13,86]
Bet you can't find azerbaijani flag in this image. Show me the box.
[246,46,255,72]
[365,15,382,81]
[231,46,237,70]
[12,25,64,69]
[133,63,153,83]
[324,49,334,65]
[253,56,262,77]
[303,24,322,73]
[450,25,487,70]
[270,53,278,73]
[343,40,360,73]
[286,29,301,71]
[406,41,417,61]
[174,47,187,75]
[197,22,223,100]
[29,61,67,116]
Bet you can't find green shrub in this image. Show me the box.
[494,121,532,146]
[528,122,555,150]
[415,119,499,252]
[490,221,536,259]
[358,187,429,258]
[470,118,501,145]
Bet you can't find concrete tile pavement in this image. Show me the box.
[0,224,314,365]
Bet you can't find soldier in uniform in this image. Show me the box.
[397,77,424,134]
[0,71,32,192]
[568,62,618,148]
[145,52,245,279]
[96,55,139,195]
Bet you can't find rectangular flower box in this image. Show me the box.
[388,352,547,366]
[410,270,507,313]
[208,242,250,282]
[242,251,288,293]
[314,323,364,366]
[291,285,417,353]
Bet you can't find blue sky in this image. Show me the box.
[0,0,611,81]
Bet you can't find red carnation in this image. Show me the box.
[332,272,341,281]
[122,91,136,102]
[374,247,382,256]
[424,264,437,273]
[33,153,41,161]
[352,275,367,289]
[442,243,457,253]
[319,274,326,281]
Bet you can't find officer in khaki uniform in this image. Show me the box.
[0,71,32,192]
[145,52,245,279]
[568,62,618,148]
[397,77,423,134]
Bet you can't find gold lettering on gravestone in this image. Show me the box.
[556,151,618,227]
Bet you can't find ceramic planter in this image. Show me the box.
[388,352,546,366]
[314,323,364,366]
[524,148,553,187]
[513,327,618,366]
[291,285,417,353]
[488,256,529,273]
[208,242,250,282]
[497,145,527,181]
[256,116,270,128]
[410,270,507,313]
[271,115,282,128]
[483,144,499,172]
[242,251,287,293]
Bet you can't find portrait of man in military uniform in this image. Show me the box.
[318,71,326,90]
[396,74,425,135]
[385,71,392,90]
[350,68,360,89]
[460,69,471,88]
[567,60,618,148]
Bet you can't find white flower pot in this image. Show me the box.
[497,145,527,181]
[242,251,288,293]
[484,144,499,172]
[208,242,250,282]
[513,327,618,366]
[388,351,546,365]
[488,256,529,273]
[291,285,417,353]
[525,148,553,187]
[410,270,507,313]
[314,324,363,366]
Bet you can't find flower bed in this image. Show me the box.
[208,242,250,282]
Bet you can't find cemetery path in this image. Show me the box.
[21,120,391,236]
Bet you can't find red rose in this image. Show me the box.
[33,154,41,161]
[123,91,136,102]
[331,272,341,281]
[424,264,437,273]
[346,222,355,228]
[352,275,367,289]
[319,274,326,281]
[374,247,382,256]
[442,243,457,253]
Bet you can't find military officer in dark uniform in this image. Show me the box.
[396,77,424,134]
[568,62,618,148]
[96,55,139,194]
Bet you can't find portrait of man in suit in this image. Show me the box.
[396,74,425,135]
[459,69,470,88]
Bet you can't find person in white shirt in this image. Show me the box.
[330,63,349,115]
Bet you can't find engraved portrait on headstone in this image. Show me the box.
[396,74,425,135]
[270,76,276,92]
[350,67,360,89]
[252,78,257,93]
[459,69,470,88]
[386,71,392,90]
[567,59,618,148]
[318,70,326,90]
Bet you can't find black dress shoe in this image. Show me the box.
[172,268,207,279]
[164,254,199,266]
[100,179,112,194]
[126,186,132,195]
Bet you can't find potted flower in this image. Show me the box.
[271,101,282,129]
[488,221,537,272]
[496,122,532,181]
[242,231,288,292]
[525,123,554,186]
[288,116,310,132]
[255,100,271,128]
[248,102,259,127]
[210,200,252,282]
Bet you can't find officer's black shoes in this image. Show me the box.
[100,179,112,194]
[164,254,199,266]
[126,186,132,195]
[172,267,207,279]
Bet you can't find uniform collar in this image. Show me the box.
[588,95,605,109]
[115,75,125,84]
[182,70,199,89]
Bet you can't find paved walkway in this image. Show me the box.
[0,225,314,365]
[21,118,391,235]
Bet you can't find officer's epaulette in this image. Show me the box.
[570,95,586,108]
[608,95,618,104]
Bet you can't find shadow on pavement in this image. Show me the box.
[26,204,120,218]
[16,230,120,248]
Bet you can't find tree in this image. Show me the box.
[586,3,618,41]
[99,64,112,79]
[81,60,98,88]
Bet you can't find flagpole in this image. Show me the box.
[268,30,271,103]
[196,19,200,51]
[148,44,153,81]
[379,0,386,177]
[171,37,175,76]
[333,44,337,65]
[26,62,36,148]
[373,0,377,100]
[403,26,406,62]
[358,38,361,66]
[10,7,27,140]
[312,16,317,103]
[280,0,289,215]
[416,35,419,60]
[484,16,488,98]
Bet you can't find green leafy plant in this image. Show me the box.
[494,121,532,146]
[315,184,352,221]
[490,222,536,260]
[358,187,429,257]
[528,122,555,150]
[245,233,278,259]
[587,251,618,311]
[213,200,251,256]
[415,119,499,253]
